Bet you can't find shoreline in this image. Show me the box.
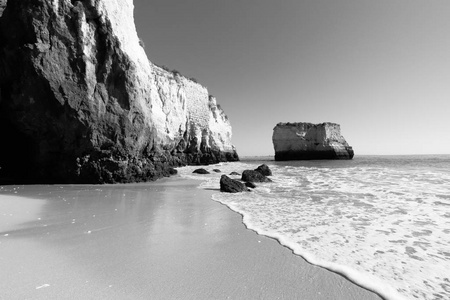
[213,198,402,300]
[197,157,450,300]
[1,177,381,299]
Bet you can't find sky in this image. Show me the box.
[134,0,450,156]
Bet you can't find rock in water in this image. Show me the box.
[272,122,354,160]
[241,170,272,183]
[220,175,248,193]
[168,168,177,175]
[254,164,272,176]
[193,168,210,175]
[0,0,239,184]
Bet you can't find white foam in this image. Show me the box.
[178,161,450,300]
[213,196,407,300]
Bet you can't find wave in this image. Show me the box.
[177,160,450,300]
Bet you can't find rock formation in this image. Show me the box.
[272,122,354,160]
[241,170,272,183]
[254,164,272,176]
[0,0,238,184]
[220,175,249,193]
[192,169,210,175]
[0,0,6,17]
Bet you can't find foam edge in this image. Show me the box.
[211,194,408,300]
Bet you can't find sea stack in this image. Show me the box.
[272,122,354,160]
[0,0,238,184]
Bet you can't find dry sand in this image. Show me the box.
[0,178,382,299]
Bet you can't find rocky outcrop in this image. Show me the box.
[272,122,354,160]
[220,175,249,193]
[0,0,6,17]
[193,168,209,175]
[0,0,238,184]
[241,170,272,183]
[254,164,272,176]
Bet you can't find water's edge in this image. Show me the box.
[211,195,403,300]
[176,156,450,300]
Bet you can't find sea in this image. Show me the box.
[177,155,450,300]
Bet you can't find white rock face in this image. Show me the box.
[0,0,6,17]
[206,96,234,152]
[118,0,233,153]
[273,122,354,160]
[51,0,234,154]
[149,66,234,153]
[76,0,234,153]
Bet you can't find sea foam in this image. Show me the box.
[177,157,450,300]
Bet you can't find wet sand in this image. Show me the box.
[0,178,382,299]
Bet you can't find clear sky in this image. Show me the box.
[134,0,450,156]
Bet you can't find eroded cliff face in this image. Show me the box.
[272,122,354,160]
[0,0,238,184]
[0,0,6,17]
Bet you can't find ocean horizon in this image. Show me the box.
[179,154,450,300]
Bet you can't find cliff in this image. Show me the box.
[0,0,5,17]
[0,0,238,184]
[272,122,354,160]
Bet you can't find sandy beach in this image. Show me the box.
[0,177,381,299]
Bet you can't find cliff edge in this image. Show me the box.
[272,122,354,160]
[0,0,238,184]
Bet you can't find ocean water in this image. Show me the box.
[178,155,450,300]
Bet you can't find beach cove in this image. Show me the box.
[0,177,381,299]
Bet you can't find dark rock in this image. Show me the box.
[220,175,249,193]
[193,168,210,174]
[241,170,272,183]
[168,168,178,175]
[245,181,256,189]
[229,172,240,176]
[255,164,272,176]
[212,169,221,173]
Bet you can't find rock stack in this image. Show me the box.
[272,122,354,160]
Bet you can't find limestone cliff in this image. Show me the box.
[0,0,5,17]
[0,0,238,184]
[272,122,354,160]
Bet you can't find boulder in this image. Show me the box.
[255,164,272,176]
[212,169,221,173]
[220,175,249,193]
[229,172,240,176]
[241,170,272,183]
[272,122,354,160]
[193,168,210,174]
